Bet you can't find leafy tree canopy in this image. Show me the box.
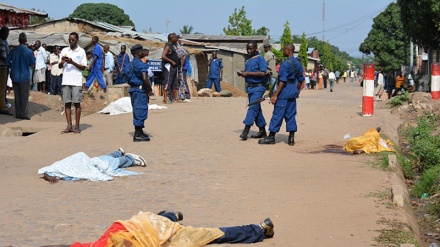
[280,21,292,50]
[359,2,409,70]
[398,0,440,48]
[298,32,308,69]
[223,6,269,36]
[69,3,135,28]
[180,25,194,34]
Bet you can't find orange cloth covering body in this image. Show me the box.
[71,211,225,247]
[343,128,395,154]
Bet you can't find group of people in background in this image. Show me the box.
[374,69,411,100]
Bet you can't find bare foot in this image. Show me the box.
[353,149,365,155]
[43,174,59,184]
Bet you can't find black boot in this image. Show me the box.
[251,126,267,138]
[240,125,251,140]
[133,127,150,142]
[288,131,295,146]
[140,130,150,140]
[258,132,276,144]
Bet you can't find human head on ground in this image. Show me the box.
[167,33,178,45]
[263,44,271,53]
[120,45,126,54]
[69,32,79,49]
[0,26,9,40]
[18,32,27,45]
[131,44,144,58]
[246,41,258,56]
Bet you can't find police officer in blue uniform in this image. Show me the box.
[206,50,223,92]
[237,41,268,140]
[259,44,304,146]
[129,44,153,142]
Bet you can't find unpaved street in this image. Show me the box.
[0,81,405,246]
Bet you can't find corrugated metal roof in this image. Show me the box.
[182,34,267,42]
[8,31,72,47]
[0,4,48,16]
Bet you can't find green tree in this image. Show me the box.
[298,32,308,69]
[359,2,409,70]
[223,6,269,36]
[69,3,135,27]
[398,0,440,48]
[29,9,52,25]
[321,42,334,70]
[280,21,292,50]
[180,25,194,34]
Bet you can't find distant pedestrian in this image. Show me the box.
[59,32,87,134]
[161,33,180,104]
[335,70,340,84]
[304,70,310,89]
[342,70,347,82]
[386,69,395,99]
[328,70,336,92]
[206,51,223,92]
[0,26,10,115]
[392,71,405,97]
[350,70,355,83]
[84,36,106,93]
[310,70,317,90]
[34,40,47,93]
[103,44,114,86]
[264,44,277,89]
[43,43,51,94]
[323,67,328,89]
[6,33,36,120]
[374,69,384,100]
[115,45,131,84]
[49,46,63,95]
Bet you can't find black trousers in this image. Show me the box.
[12,80,30,118]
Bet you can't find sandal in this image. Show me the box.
[74,128,81,134]
[61,127,74,134]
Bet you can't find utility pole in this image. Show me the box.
[322,0,325,43]
[165,19,170,33]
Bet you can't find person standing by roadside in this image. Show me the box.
[206,51,223,93]
[34,40,47,93]
[263,44,277,89]
[335,70,340,84]
[84,36,106,93]
[59,32,87,134]
[258,44,304,146]
[128,44,153,142]
[237,41,268,141]
[103,44,114,86]
[322,67,328,89]
[161,33,180,104]
[6,33,35,120]
[304,70,310,90]
[392,71,405,97]
[374,69,384,100]
[43,43,51,94]
[342,70,347,82]
[350,70,355,83]
[0,26,11,115]
[310,70,317,90]
[386,69,395,99]
[328,70,336,92]
[115,45,131,85]
[50,46,63,96]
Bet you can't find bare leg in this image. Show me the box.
[163,89,168,103]
[74,103,81,133]
[173,89,178,102]
[64,103,73,132]
[42,81,46,94]
[43,174,59,184]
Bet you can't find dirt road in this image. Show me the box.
[0,81,405,246]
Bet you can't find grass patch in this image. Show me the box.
[373,218,418,246]
[390,91,410,108]
[371,152,393,171]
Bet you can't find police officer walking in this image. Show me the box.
[258,44,304,146]
[237,41,268,140]
[129,44,153,142]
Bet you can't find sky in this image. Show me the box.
[3,0,395,57]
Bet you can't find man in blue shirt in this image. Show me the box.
[6,33,36,120]
[237,41,268,140]
[84,36,106,92]
[115,45,131,84]
[259,44,304,146]
[206,51,223,92]
[129,44,153,142]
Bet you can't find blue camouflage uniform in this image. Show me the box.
[85,44,106,89]
[243,52,268,127]
[268,56,304,133]
[129,57,149,128]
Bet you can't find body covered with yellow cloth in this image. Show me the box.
[343,128,395,154]
[71,211,224,247]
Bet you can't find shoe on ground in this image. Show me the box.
[118,148,125,156]
[126,153,146,167]
[251,131,267,139]
[133,132,150,142]
[158,210,184,221]
[258,136,275,145]
[259,218,274,238]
